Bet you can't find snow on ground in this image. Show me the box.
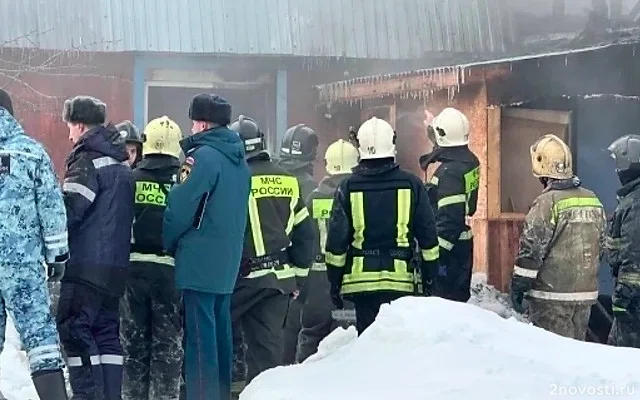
[0,319,38,400]
[241,275,639,400]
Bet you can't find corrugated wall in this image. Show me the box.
[1,0,513,59]
[0,51,134,175]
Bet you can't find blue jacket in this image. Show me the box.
[0,107,69,266]
[62,124,135,296]
[163,126,251,294]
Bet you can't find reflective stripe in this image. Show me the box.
[44,231,68,250]
[248,197,265,256]
[93,156,127,169]
[527,290,598,302]
[438,237,454,251]
[618,272,640,285]
[606,236,622,249]
[246,263,296,280]
[129,252,175,266]
[100,354,124,365]
[28,344,61,366]
[285,197,298,236]
[459,230,473,240]
[67,355,101,367]
[430,176,439,186]
[396,189,411,248]
[421,246,439,261]
[513,265,538,278]
[292,266,309,277]
[326,252,346,267]
[350,192,365,249]
[311,262,327,271]
[341,256,414,295]
[551,196,603,224]
[63,182,96,202]
[293,207,309,225]
[44,232,68,243]
[317,219,328,256]
[612,305,626,312]
[438,194,466,208]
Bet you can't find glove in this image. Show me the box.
[510,275,532,314]
[612,282,635,316]
[330,286,344,309]
[46,262,66,282]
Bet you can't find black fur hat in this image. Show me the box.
[189,94,231,126]
[0,89,13,116]
[62,96,106,125]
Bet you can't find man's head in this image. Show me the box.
[0,89,14,116]
[115,120,143,166]
[188,94,231,135]
[62,96,106,144]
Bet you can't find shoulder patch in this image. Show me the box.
[179,162,192,184]
[185,156,195,166]
[0,154,10,174]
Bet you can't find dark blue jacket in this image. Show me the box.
[163,126,251,294]
[62,124,135,296]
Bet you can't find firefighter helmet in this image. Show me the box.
[142,116,182,159]
[116,120,143,144]
[230,115,264,155]
[354,117,396,160]
[607,134,640,172]
[325,139,359,175]
[279,124,319,163]
[530,134,573,179]
[429,107,470,147]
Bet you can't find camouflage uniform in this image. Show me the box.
[0,108,67,373]
[511,178,606,340]
[606,176,640,348]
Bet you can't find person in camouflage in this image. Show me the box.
[605,134,640,348]
[0,89,69,399]
[121,116,184,399]
[510,134,606,340]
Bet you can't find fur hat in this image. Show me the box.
[189,94,231,126]
[62,96,106,125]
[0,89,14,116]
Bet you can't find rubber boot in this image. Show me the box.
[32,369,69,400]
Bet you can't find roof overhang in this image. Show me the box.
[315,43,615,105]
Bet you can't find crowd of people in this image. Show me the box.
[0,86,638,400]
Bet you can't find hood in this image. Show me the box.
[419,146,475,171]
[181,126,245,165]
[353,158,399,177]
[137,154,181,171]
[316,174,350,195]
[69,123,128,162]
[0,107,24,142]
[275,156,314,174]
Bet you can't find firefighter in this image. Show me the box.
[275,123,319,364]
[121,116,184,399]
[420,107,480,303]
[229,115,314,389]
[605,134,640,348]
[510,134,606,340]
[296,139,359,363]
[116,120,143,168]
[325,117,440,335]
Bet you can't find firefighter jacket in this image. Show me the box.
[237,152,315,294]
[130,155,180,267]
[275,159,318,201]
[606,176,640,313]
[325,158,440,296]
[425,146,480,256]
[512,177,606,304]
[62,124,135,296]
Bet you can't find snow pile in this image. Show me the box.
[468,273,528,322]
[241,298,638,399]
[0,319,38,400]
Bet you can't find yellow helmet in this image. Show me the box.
[325,139,359,175]
[143,116,182,159]
[530,134,573,179]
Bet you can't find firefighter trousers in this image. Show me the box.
[529,300,592,340]
[57,281,124,400]
[121,261,184,400]
[435,238,474,302]
[282,297,302,365]
[231,286,289,383]
[351,292,404,335]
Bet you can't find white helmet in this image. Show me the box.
[355,117,396,160]
[430,107,470,147]
[325,139,359,175]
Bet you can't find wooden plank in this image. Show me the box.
[486,106,501,218]
[502,108,571,125]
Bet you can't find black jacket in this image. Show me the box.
[62,124,135,296]
[238,152,315,293]
[130,155,180,257]
[325,158,440,296]
[425,146,480,253]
